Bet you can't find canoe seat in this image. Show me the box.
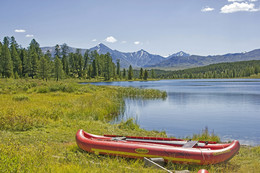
[112,137,127,141]
[182,141,198,148]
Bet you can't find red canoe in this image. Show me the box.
[76,129,240,165]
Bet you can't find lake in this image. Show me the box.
[88,79,260,146]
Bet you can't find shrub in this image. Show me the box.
[0,113,45,131]
[118,118,140,130]
[12,95,30,101]
[37,87,49,93]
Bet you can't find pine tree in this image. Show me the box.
[54,56,63,81]
[0,44,13,78]
[128,65,133,80]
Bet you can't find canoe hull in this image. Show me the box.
[76,129,240,165]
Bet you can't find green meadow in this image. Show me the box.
[0,79,259,173]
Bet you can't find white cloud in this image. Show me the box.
[228,0,258,1]
[228,0,244,2]
[92,39,97,42]
[25,34,34,37]
[15,29,26,33]
[104,36,117,43]
[221,2,260,13]
[121,41,127,44]
[134,41,140,45]
[201,7,215,12]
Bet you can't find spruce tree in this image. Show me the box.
[29,39,42,57]
[61,44,69,75]
[11,44,22,76]
[0,44,13,78]
[0,42,2,75]
[20,49,27,76]
[46,50,52,60]
[54,56,63,81]
[128,65,133,80]
[77,53,84,78]
[104,53,113,80]
[0,41,2,55]
[139,68,144,79]
[92,59,98,78]
[123,68,126,79]
[116,59,120,78]
[144,69,148,80]
[23,54,32,78]
[151,69,155,78]
[3,37,10,47]
[55,44,61,58]
[83,49,90,70]
[31,51,38,78]
[37,55,51,81]
[10,36,19,50]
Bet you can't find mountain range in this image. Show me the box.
[41,44,260,69]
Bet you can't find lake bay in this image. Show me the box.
[90,79,260,146]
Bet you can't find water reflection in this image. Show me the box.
[88,79,260,146]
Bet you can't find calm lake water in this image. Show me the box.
[89,79,260,146]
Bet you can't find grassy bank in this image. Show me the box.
[0,79,259,173]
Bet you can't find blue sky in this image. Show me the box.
[1,0,260,56]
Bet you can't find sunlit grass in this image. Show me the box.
[0,78,259,172]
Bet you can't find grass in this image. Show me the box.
[0,78,259,173]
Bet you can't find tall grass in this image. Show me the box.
[0,79,259,172]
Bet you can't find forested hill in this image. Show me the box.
[149,49,260,68]
[155,60,260,79]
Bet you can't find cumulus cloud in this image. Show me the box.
[15,29,26,33]
[134,41,140,45]
[25,34,34,37]
[201,7,215,12]
[104,36,117,43]
[249,0,258,2]
[221,2,260,13]
[92,39,97,42]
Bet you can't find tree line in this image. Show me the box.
[155,60,260,79]
[0,36,156,81]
